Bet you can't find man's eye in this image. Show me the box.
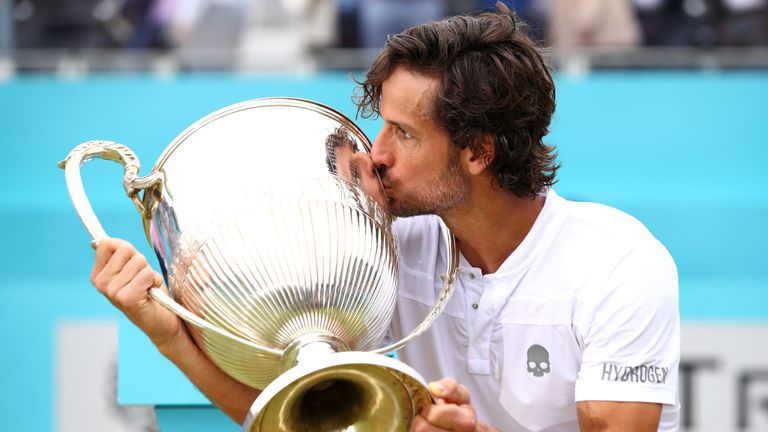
[397,128,413,140]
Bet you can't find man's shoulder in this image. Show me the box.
[548,195,677,282]
[552,196,678,304]
[558,197,660,251]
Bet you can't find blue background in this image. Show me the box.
[0,72,766,431]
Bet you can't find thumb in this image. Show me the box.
[428,378,471,405]
[153,272,165,289]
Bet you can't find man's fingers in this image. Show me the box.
[104,253,150,299]
[411,414,449,432]
[101,243,136,278]
[419,403,477,431]
[429,378,471,405]
[92,238,120,283]
[417,378,477,431]
[92,239,133,284]
[112,267,158,312]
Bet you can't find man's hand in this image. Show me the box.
[91,238,185,352]
[90,237,261,423]
[412,377,498,432]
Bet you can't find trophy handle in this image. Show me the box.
[58,140,283,358]
[57,140,163,247]
[148,286,282,356]
[372,220,459,355]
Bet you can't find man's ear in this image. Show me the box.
[465,134,495,175]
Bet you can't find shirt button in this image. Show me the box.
[469,273,476,280]
[472,303,479,310]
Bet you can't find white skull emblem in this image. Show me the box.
[527,344,550,377]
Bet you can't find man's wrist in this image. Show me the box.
[155,326,198,361]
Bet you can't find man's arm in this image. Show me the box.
[91,238,259,424]
[577,401,662,432]
[574,240,679,431]
[155,325,260,423]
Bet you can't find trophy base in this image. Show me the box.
[242,351,432,432]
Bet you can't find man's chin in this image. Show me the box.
[389,204,430,219]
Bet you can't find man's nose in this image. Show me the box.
[370,132,394,169]
[348,151,388,210]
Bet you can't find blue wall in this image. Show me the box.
[1,72,766,431]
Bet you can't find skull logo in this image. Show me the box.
[526,344,550,377]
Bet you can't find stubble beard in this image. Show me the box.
[388,152,470,218]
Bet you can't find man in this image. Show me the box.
[91,3,679,431]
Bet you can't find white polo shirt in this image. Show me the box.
[390,189,680,431]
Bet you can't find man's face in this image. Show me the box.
[333,142,357,181]
[371,66,470,218]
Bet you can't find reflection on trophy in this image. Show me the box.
[59,98,458,431]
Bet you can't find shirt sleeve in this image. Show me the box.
[574,240,680,405]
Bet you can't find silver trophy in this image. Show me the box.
[59,98,458,431]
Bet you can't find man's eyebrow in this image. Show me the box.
[386,118,416,132]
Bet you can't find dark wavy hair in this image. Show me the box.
[354,2,558,198]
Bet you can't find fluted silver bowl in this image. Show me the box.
[149,99,399,389]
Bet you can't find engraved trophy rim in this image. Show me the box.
[153,97,372,171]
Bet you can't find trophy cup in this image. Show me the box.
[59,98,458,431]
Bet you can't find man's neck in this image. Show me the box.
[441,189,546,275]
